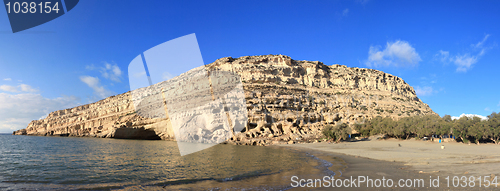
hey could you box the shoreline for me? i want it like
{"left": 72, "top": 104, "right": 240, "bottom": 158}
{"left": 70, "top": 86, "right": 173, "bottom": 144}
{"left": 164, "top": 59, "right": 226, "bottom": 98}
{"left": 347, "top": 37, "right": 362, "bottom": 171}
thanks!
{"left": 280, "top": 139, "right": 500, "bottom": 190}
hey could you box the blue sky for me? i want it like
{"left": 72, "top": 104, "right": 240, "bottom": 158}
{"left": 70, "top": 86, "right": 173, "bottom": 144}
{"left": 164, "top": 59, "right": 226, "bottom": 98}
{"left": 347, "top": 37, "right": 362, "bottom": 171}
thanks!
{"left": 0, "top": 0, "right": 499, "bottom": 133}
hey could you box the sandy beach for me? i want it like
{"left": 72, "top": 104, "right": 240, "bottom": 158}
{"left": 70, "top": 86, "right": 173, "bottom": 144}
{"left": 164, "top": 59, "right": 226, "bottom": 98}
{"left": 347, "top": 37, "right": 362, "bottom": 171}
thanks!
{"left": 280, "top": 138, "right": 500, "bottom": 190}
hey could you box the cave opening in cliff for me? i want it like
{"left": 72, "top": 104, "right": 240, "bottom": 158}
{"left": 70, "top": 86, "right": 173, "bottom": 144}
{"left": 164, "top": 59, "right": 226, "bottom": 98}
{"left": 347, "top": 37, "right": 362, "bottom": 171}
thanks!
{"left": 113, "top": 127, "right": 162, "bottom": 140}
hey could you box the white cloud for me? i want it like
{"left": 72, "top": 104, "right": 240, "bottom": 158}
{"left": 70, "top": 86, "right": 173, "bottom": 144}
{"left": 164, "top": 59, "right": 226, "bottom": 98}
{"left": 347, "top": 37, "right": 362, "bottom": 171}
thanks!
{"left": 132, "top": 71, "right": 146, "bottom": 79}
{"left": 419, "top": 74, "right": 438, "bottom": 86}
{"left": 473, "top": 34, "right": 489, "bottom": 48}
{"left": 0, "top": 84, "right": 38, "bottom": 93}
{"left": 0, "top": 93, "right": 80, "bottom": 133}
{"left": 18, "top": 84, "right": 38, "bottom": 92}
{"left": 162, "top": 71, "right": 174, "bottom": 80}
{"left": 438, "top": 34, "right": 491, "bottom": 72}
{"left": 435, "top": 50, "right": 451, "bottom": 63}
{"left": 342, "top": 9, "right": 349, "bottom": 17}
{"left": 85, "top": 64, "right": 96, "bottom": 70}
{"left": 451, "top": 113, "right": 488, "bottom": 121}
{"left": 79, "top": 76, "right": 114, "bottom": 100}
{"left": 86, "top": 62, "right": 123, "bottom": 83}
{"left": 472, "top": 34, "right": 490, "bottom": 56}
{"left": 365, "top": 40, "right": 422, "bottom": 67}
{"left": 485, "top": 107, "right": 491, "bottom": 111}
{"left": 100, "top": 62, "right": 122, "bottom": 82}
{"left": 498, "top": 101, "right": 500, "bottom": 107}
{"left": 453, "top": 54, "right": 478, "bottom": 72}
{"left": 3, "top": 78, "right": 12, "bottom": 81}
{"left": 80, "top": 76, "right": 99, "bottom": 87}
{"left": 0, "top": 85, "right": 18, "bottom": 92}
{"left": 415, "top": 86, "right": 433, "bottom": 96}
{"left": 112, "top": 65, "right": 122, "bottom": 77}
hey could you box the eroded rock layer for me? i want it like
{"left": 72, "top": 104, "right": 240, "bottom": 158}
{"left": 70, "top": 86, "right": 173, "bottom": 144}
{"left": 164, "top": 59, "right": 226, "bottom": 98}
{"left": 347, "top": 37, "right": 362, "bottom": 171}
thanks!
{"left": 13, "top": 55, "right": 436, "bottom": 145}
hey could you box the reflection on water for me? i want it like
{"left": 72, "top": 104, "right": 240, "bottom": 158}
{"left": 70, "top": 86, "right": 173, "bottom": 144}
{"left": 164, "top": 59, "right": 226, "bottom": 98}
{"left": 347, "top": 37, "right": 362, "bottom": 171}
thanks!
{"left": 0, "top": 135, "right": 339, "bottom": 190}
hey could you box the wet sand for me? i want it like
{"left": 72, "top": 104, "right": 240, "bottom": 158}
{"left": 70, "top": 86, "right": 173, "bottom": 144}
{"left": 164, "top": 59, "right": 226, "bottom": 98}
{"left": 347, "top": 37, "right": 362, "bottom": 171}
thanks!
{"left": 281, "top": 138, "right": 500, "bottom": 190}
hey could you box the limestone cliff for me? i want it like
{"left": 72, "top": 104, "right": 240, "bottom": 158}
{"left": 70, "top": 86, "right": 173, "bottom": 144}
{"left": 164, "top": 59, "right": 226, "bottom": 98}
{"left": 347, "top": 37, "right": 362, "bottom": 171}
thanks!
{"left": 13, "top": 55, "right": 436, "bottom": 145}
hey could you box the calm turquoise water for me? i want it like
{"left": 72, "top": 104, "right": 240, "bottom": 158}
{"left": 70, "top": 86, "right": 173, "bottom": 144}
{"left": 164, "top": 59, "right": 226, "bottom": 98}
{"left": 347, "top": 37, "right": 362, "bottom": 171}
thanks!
{"left": 0, "top": 134, "right": 335, "bottom": 190}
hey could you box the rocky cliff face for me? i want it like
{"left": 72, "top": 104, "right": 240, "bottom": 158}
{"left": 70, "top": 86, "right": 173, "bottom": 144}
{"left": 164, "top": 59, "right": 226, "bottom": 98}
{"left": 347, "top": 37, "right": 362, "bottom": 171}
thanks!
{"left": 13, "top": 55, "right": 435, "bottom": 145}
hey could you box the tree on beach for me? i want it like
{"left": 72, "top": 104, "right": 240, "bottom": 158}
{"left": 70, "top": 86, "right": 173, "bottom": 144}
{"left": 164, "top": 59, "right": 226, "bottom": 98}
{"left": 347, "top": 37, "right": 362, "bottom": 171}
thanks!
{"left": 322, "top": 123, "right": 350, "bottom": 142}
{"left": 443, "top": 115, "right": 452, "bottom": 122}
{"left": 487, "top": 112, "right": 500, "bottom": 144}
{"left": 453, "top": 116, "right": 470, "bottom": 143}
{"left": 352, "top": 111, "right": 500, "bottom": 144}
{"left": 470, "top": 122, "right": 485, "bottom": 144}
{"left": 354, "top": 123, "right": 370, "bottom": 137}
{"left": 392, "top": 119, "right": 407, "bottom": 139}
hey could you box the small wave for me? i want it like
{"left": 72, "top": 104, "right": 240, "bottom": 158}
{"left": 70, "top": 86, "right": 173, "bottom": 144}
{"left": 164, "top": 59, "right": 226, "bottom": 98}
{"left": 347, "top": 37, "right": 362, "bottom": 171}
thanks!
{"left": 303, "top": 152, "right": 337, "bottom": 177}
{"left": 148, "top": 169, "right": 275, "bottom": 187}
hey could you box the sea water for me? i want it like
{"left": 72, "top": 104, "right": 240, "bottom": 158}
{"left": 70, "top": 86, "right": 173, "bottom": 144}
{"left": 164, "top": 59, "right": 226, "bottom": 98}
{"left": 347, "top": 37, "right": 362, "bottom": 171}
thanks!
{"left": 0, "top": 134, "right": 337, "bottom": 190}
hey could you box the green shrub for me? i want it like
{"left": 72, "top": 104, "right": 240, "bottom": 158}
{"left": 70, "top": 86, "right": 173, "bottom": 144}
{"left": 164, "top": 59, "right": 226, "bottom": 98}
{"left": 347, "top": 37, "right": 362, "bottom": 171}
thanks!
{"left": 322, "top": 123, "right": 350, "bottom": 142}
{"left": 354, "top": 123, "right": 370, "bottom": 137}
